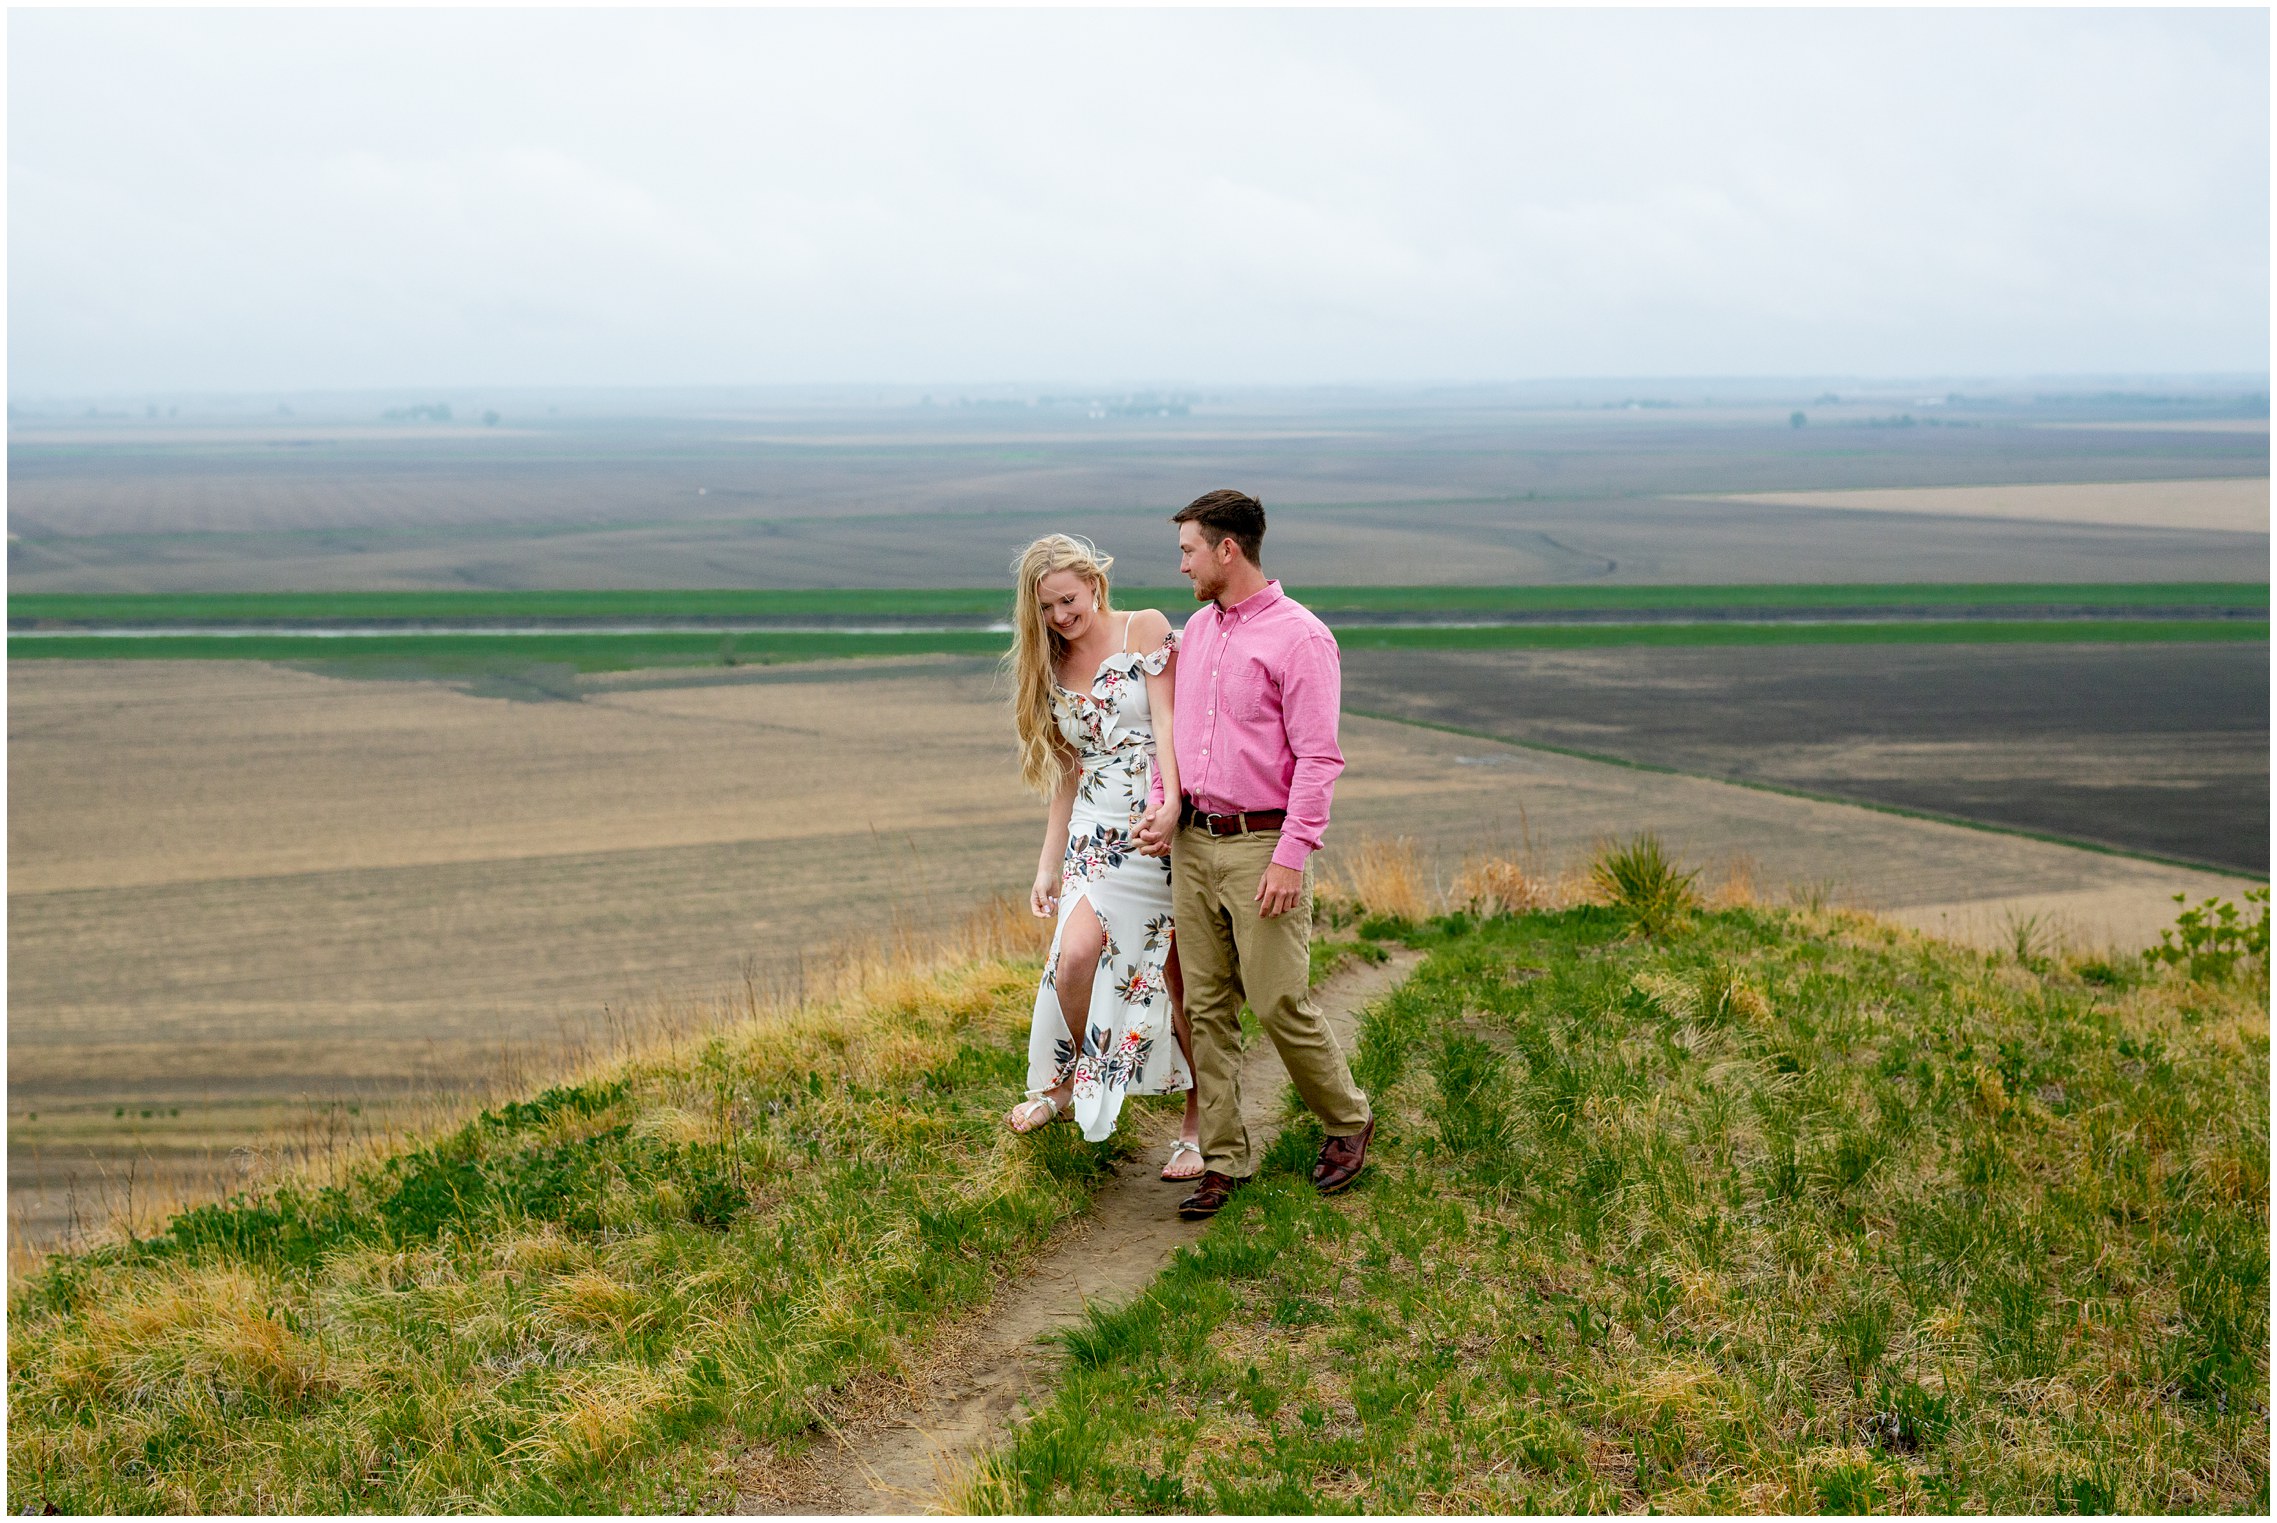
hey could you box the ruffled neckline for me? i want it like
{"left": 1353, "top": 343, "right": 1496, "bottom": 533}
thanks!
{"left": 1055, "top": 632, "right": 1176, "bottom": 701}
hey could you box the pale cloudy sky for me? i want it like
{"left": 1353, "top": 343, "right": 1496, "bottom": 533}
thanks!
{"left": 8, "top": 6, "right": 2268, "bottom": 395}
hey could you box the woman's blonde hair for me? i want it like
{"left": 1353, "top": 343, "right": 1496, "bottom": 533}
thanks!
{"left": 1005, "top": 534, "right": 1115, "bottom": 796}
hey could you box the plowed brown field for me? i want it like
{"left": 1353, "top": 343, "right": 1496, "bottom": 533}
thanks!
{"left": 9, "top": 656, "right": 2251, "bottom": 1250}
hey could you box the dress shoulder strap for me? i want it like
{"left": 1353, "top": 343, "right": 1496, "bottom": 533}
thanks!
{"left": 1119, "top": 612, "right": 1136, "bottom": 652}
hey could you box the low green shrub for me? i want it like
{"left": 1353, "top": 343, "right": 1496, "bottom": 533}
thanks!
{"left": 2148, "top": 886, "right": 2270, "bottom": 983}
{"left": 1588, "top": 832, "right": 1700, "bottom": 938}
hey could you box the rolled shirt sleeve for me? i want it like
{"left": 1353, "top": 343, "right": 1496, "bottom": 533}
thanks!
{"left": 1273, "top": 632, "right": 1345, "bottom": 871}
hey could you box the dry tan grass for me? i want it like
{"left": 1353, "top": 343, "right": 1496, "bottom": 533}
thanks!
{"left": 1453, "top": 854, "right": 1555, "bottom": 915}
{"left": 44, "top": 1262, "right": 335, "bottom": 1410}
{"left": 1329, "top": 835, "right": 1433, "bottom": 921}
{"left": 1704, "top": 851, "right": 1763, "bottom": 909}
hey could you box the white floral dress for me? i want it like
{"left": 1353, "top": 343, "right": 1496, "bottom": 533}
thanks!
{"left": 1025, "top": 628, "right": 1189, "bottom": 1141}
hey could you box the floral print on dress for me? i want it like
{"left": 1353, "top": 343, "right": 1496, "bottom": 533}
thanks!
{"left": 1114, "top": 962, "right": 1163, "bottom": 1008}
{"left": 1063, "top": 822, "right": 1134, "bottom": 884}
{"left": 1024, "top": 629, "right": 1190, "bottom": 1141}
{"left": 1102, "top": 1027, "right": 1156, "bottom": 1090}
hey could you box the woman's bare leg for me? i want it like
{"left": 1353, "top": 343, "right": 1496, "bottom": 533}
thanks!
{"left": 1011, "top": 898, "right": 1104, "bottom": 1130}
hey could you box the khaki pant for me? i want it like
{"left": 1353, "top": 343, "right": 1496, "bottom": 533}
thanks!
{"left": 1172, "top": 825, "right": 1371, "bottom": 1179}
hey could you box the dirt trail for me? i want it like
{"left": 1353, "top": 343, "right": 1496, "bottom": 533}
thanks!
{"left": 738, "top": 949, "right": 1420, "bottom": 1516}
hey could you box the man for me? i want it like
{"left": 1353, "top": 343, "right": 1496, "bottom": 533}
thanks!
{"left": 1134, "top": 488, "right": 1374, "bottom": 1220}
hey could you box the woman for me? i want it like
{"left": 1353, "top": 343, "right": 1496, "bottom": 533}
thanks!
{"left": 1002, "top": 534, "right": 1203, "bottom": 1182}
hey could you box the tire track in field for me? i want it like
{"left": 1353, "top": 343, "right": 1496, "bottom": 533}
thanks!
{"left": 736, "top": 948, "right": 1422, "bottom": 1516}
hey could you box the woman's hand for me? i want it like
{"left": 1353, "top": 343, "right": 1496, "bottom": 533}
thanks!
{"left": 1031, "top": 867, "right": 1061, "bottom": 919}
{"left": 1137, "top": 799, "right": 1179, "bottom": 857}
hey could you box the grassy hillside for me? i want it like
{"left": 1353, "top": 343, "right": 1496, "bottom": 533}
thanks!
{"left": 964, "top": 891, "right": 2269, "bottom": 1513}
{"left": 1, "top": 902, "right": 1375, "bottom": 1513}
{"left": 8, "top": 865, "right": 2266, "bottom": 1513}
{"left": 5, "top": 919, "right": 1097, "bottom": 1512}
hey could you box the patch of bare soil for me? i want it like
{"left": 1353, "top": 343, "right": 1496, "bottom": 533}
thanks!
{"left": 734, "top": 949, "right": 1420, "bottom": 1516}
{"left": 1706, "top": 476, "right": 2269, "bottom": 533}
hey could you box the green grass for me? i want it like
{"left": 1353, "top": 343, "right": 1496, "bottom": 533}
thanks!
{"left": 11, "top": 583, "right": 2260, "bottom": 673}
{"left": 5, "top": 954, "right": 1123, "bottom": 1512}
{"left": 8, "top": 619, "right": 2262, "bottom": 676}
{"left": 5, "top": 629, "right": 1013, "bottom": 672}
{"left": 10, "top": 582, "right": 2264, "bottom": 627}
{"left": 9, "top": 588, "right": 1031, "bottom": 624}
{"left": 962, "top": 904, "right": 2270, "bottom": 1514}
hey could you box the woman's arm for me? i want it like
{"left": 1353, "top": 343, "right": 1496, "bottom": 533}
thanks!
{"left": 1137, "top": 610, "right": 1181, "bottom": 849}
{"left": 1032, "top": 761, "right": 1078, "bottom": 917}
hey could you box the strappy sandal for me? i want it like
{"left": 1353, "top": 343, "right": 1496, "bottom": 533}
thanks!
{"left": 1007, "top": 1093, "right": 1069, "bottom": 1135}
{"left": 1160, "top": 1138, "right": 1205, "bottom": 1182}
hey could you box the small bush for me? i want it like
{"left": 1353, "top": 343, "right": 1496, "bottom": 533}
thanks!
{"left": 2148, "top": 887, "right": 2270, "bottom": 983}
{"left": 1588, "top": 833, "right": 1700, "bottom": 938}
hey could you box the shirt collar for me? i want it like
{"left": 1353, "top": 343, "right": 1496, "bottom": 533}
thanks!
{"left": 1215, "top": 578, "right": 1284, "bottom": 625}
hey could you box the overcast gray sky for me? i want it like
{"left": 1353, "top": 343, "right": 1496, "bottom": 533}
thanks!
{"left": 8, "top": 7, "right": 2268, "bottom": 395}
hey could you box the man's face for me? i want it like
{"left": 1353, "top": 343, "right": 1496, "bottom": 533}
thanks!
{"left": 1177, "top": 522, "right": 1228, "bottom": 603}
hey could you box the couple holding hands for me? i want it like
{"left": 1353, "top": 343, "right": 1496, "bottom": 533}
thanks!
{"left": 1002, "top": 490, "right": 1374, "bottom": 1220}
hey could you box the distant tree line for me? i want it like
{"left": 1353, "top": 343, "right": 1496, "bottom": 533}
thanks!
{"left": 380, "top": 403, "right": 503, "bottom": 426}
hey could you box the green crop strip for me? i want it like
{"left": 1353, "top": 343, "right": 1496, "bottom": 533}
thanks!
{"left": 6, "top": 630, "right": 1012, "bottom": 671}
{"left": 8, "top": 618, "right": 2263, "bottom": 675}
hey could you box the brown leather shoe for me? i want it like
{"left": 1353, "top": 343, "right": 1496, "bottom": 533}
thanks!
{"left": 1313, "top": 1118, "right": 1376, "bottom": 1195}
{"left": 1177, "top": 1170, "right": 1246, "bottom": 1220}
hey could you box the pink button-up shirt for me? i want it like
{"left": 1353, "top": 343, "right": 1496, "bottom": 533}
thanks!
{"left": 1164, "top": 579, "right": 1345, "bottom": 871}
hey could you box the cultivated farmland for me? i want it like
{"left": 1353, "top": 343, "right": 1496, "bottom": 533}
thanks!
{"left": 9, "top": 390, "right": 2268, "bottom": 595}
{"left": 8, "top": 656, "right": 2254, "bottom": 1251}
{"left": 1343, "top": 640, "right": 2270, "bottom": 873}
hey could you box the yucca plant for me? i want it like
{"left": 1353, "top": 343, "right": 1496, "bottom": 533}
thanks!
{"left": 1588, "top": 832, "right": 1699, "bottom": 938}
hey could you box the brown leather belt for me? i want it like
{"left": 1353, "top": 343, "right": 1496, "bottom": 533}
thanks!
{"left": 1181, "top": 800, "right": 1287, "bottom": 837}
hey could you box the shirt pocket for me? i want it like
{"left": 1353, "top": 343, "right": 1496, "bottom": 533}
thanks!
{"left": 1235, "top": 665, "right": 1278, "bottom": 724}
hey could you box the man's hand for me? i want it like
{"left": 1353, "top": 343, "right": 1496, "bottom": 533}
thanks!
{"left": 1255, "top": 862, "right": 1305, "bottom": 918}
{"left": 1134, "top": 801, "right": 1176, "bottom": 858}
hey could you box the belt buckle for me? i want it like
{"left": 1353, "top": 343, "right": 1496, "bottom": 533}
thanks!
{"left": 1204, "top": 810, "right": 1238, "bottom": 837}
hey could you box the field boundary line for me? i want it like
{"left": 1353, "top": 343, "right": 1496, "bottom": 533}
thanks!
{"left": 1345, "top": 706, "right": 2270, "bottom": 884}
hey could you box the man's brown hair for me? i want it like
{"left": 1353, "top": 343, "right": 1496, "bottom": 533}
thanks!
{"left": 1171, "top": 488, "right": 1266, "bottom": 568}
